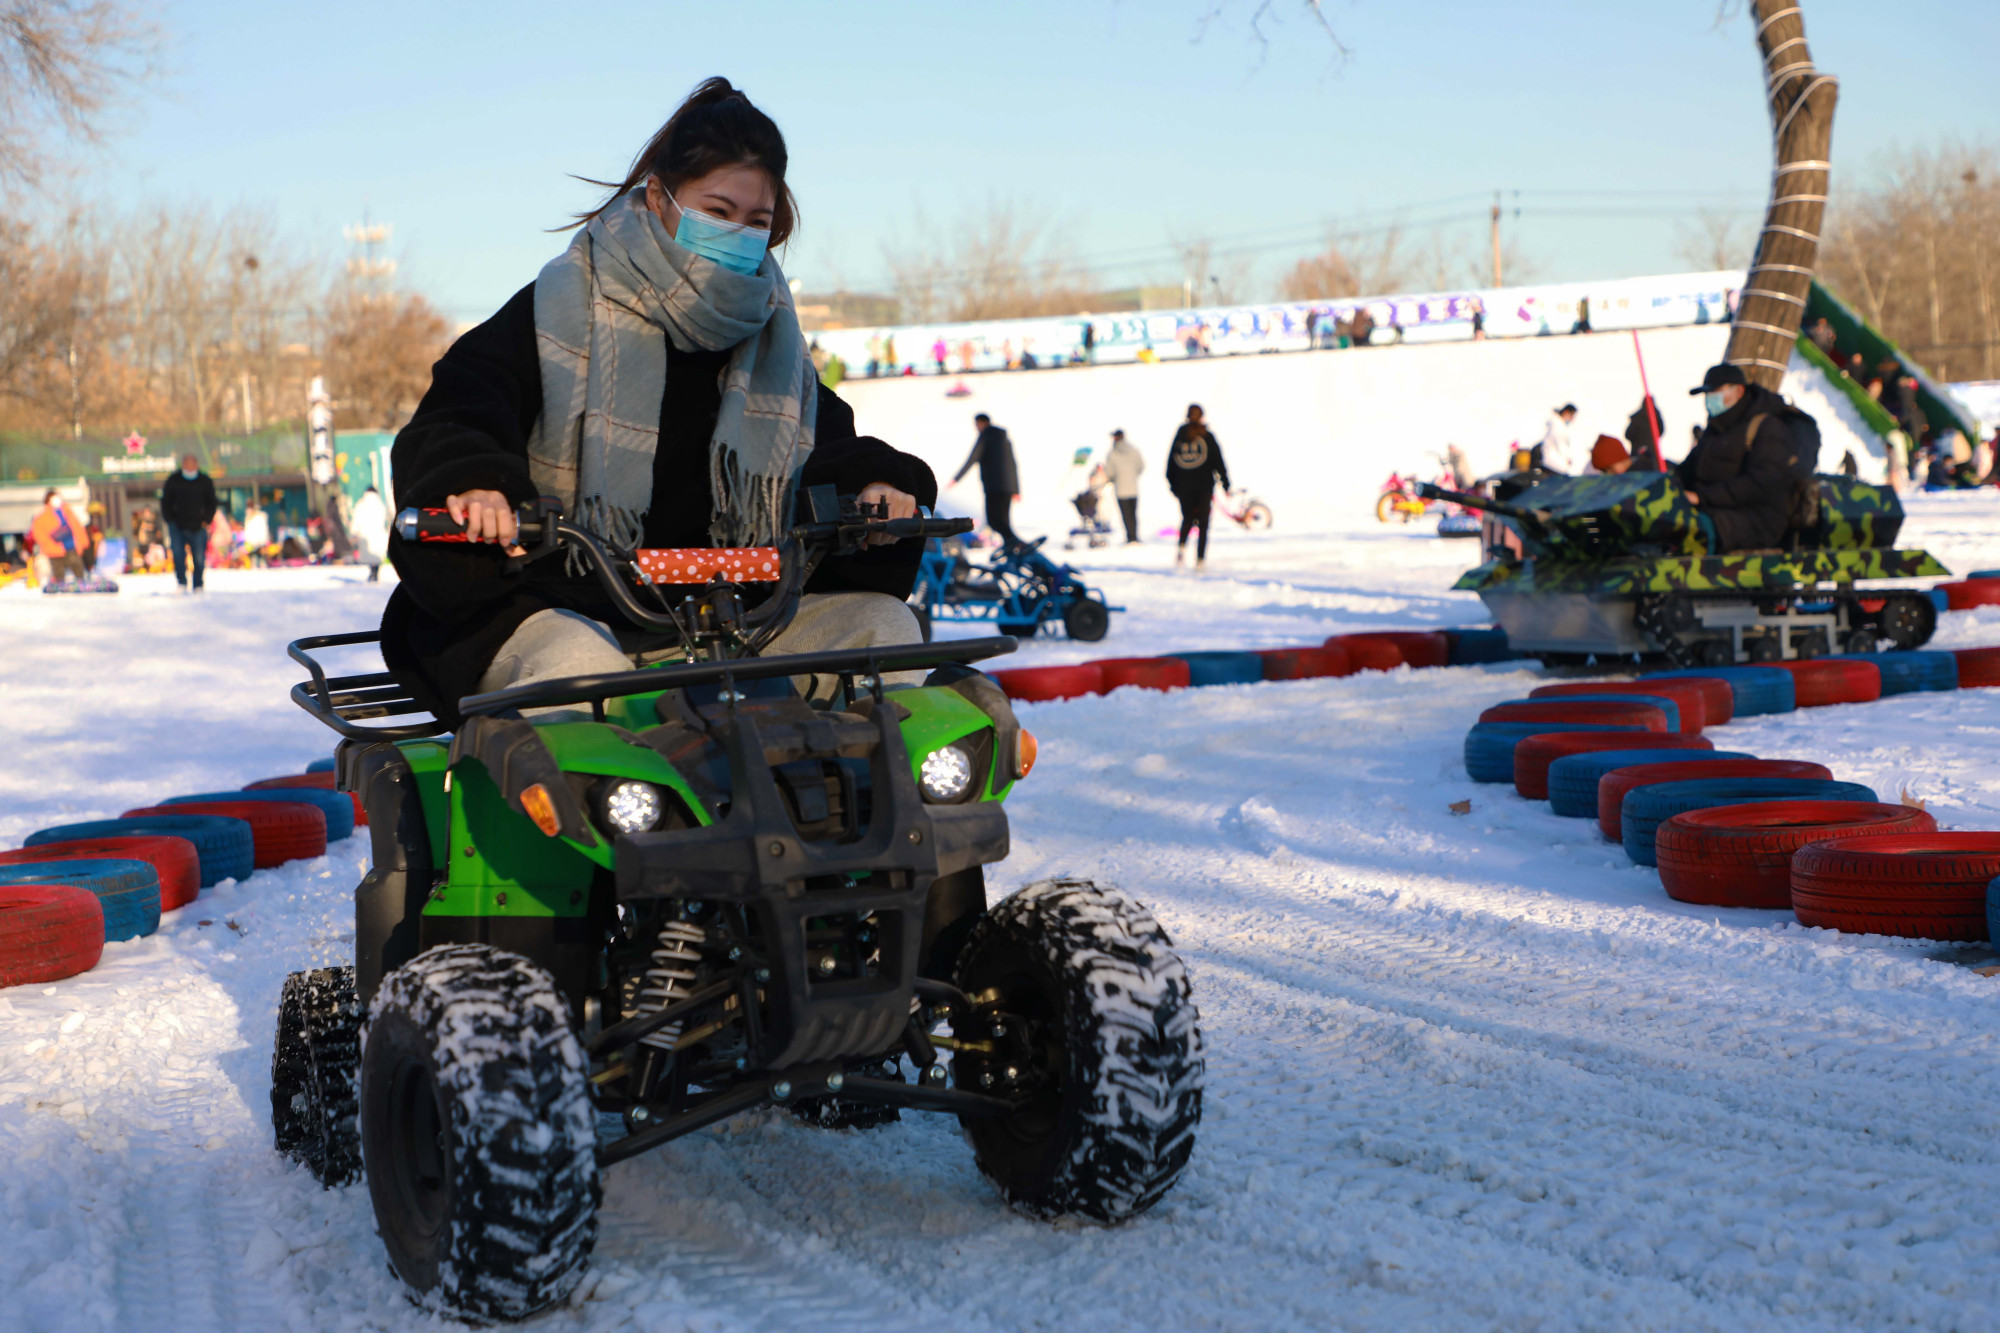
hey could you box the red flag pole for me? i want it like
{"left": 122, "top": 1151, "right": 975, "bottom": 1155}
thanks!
{"left": 1631, "top": 328, "right": 1664, "bottom": 469}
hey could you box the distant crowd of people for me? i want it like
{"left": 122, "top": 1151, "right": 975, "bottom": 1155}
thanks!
{"left": 1804, "top": 315, "right": 1996, "bottom": 489}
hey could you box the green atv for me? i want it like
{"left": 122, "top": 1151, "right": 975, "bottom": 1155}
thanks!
{"left": 1420, "top": 471, "right": 1949, "bottom": 666}
{"left": 272, "top": 489, "right": 1203, "bottom": 1321}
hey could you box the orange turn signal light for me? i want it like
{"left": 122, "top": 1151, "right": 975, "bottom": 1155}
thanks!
{"left": 1017, "top": 729, "right": 1038, "bottom": 780}
{"left": 519, "top": 782, "right": 562, "bottom": 837}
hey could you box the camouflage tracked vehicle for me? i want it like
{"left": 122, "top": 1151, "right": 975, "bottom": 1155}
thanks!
{"left": 1420, "top": 472, "right": 1948, "bottom": 667}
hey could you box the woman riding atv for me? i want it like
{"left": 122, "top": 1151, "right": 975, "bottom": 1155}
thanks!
{"left": 383, "top": 78, "right": 934, "bottom": 723}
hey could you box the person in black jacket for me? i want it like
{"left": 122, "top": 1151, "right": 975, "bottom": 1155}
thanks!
{"left": 1679, "top": 364, "right": 1794, "bottom": 552}
{"left": 1166, "top": 403, "right": 1230, "bottom": 570}
{"left": 383, "top": 79, "right": 935, "bottom": 723}
{"left": 948, "top": 413, "right": 1021, "bottom": 547}
{"left": 159, "top": 453, "right": 219, "bottom": 592}
{"left": 1623, "top": 395, "right": 1665, "bottom": 473}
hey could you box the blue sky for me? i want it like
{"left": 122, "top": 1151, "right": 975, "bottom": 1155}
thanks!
{"left": 87, "top": 0, "right": 2000, "bottom": 323}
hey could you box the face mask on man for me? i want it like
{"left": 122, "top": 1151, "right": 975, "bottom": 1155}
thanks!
{"left": 181, "top": 467, "right": 197, "bottom": 479}
{"left": 665, "top": 187, "right": 770, "bottom": 275}
{"left": 1704, "top": 391, "right": 1730, "bottom": 418}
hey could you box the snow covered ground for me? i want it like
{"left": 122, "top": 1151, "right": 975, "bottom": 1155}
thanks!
{"left": 4, "top": 493, "right": 2000, "bottom": 1331}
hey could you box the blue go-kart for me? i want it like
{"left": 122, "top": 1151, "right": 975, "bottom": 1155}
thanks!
{"left": 910, "top": 537, "right": 1118, "bottom": 641}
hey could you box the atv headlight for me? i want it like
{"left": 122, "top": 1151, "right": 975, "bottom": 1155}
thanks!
{"left": 920, "top": 744, "right": 977, "bottom": 803}
{"left": 598, "top": 779, "right": 664, "bottom": 834}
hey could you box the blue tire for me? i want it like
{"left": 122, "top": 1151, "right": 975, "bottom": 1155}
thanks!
{"left": 0, "top": 858, "right": 161, "bottom": 942}
{"left": 26, "top": 814, "right": 254, "bottom": 887}
{"left": 1169, "top": 651, "right": 1266, "bottom": 687}
{"left": 1446, "top": 628, "right": 1515, "bottom": 665}
{"left": 163, "top": 788, "right": 355, "bottom": 842}
{"left": 1643, "top": 666, "right": 1796, "bottom": 716}
{"left": 306, "top": 757, "right": 338, "bottom": 774}
{"left": 1826, "top": 652, "right": 1958, "bottom": 695}
{"left": 1489, "top": 694, "right": 1682, "bottom": 731}
{"left": 1927, "top": 588, "right": 1951, "bottom": 614}
{"left": 1545, "top": 749, "right": 1756, "bottom": 818}
{"left": 1621, "top": 778, "right": 1878, "bottom": 866}
{"left": 1989, "top": 876, "right": 2000, "bottom": 948}
{"left": 1463, "top": 722, "right": 1647, "bottom": 784}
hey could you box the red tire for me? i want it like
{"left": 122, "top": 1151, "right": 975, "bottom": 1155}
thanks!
{"left": 1324, "top": 635, "right": 1404, "bottom": 671}
{"left": 1952, "top": 647, "right": 2000, "bottom": 688}
{"left": 1791, "top": 833, "right": 2000, "bottom": 940}
{"left": 1760, "top": 659, "right": 1881, "bottom": 706}
{"left": 1090, "top": 657, "right": 1191, "bottom": 692}
{"left": 1656, "top": 801, "right": 1936, "bottom": 909}
{"left": 1257, "top": 646, "right": 1353, "bottom": 680}
{"left": 0, "top": 883, "right": 105, "bottom": 987}
{"left": 123, "top": 801, "right": 327, "bottom": 869}
{"left": 1940, "top": 579, "right": 2000, "bottom": 611}
{"left": 1480, "top": 700, "right": 1670, "bottom": 732}
{"left": 1365, "top": 632, "right": 1448, "bottom": 669}
{"left": 0, "top": 836, "right": 200, "bottom": 911}
{"left": 1529, "top": 679, "right": 1711, "bottom": 733}
{"left": 991, "top": 664, "right": 1105, "bottom": 702}
{"left": 1598, "top": 758, "right": 1834, "bottom": 841}
{"left": 245, "top": 772, "right": 367, "bottom": 826}
{"left": 1513, "top": 731, "right": 1713, "bottom": 800}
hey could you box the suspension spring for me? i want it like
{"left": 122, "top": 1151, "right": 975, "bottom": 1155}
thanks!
{"left": 635, "top": 921, "right": 707, "bottom": 1051}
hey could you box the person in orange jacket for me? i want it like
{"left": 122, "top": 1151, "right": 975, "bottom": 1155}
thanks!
{"left": 29, "top": 490, "right": 91, "bottom": 585}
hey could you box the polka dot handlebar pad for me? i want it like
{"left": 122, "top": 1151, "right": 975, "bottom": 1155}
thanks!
{"left": 634, "top": 548, "right": 782, "bottom": 584}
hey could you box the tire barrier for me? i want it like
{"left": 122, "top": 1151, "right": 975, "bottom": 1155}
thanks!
{"left": 1656, "top": 801, "right": 1937, "bottom": 909}
{"left": 1793, "top": 833, "right": 2000, "bottom": 940}
{"left": 1092, "top": 657, "right": 1192, "bottom": 693}
{"left": 123, "top": 801, "right": 327, "bottom": 870}
{"left": 306, "top": 756, "right": 338, "bottom": 773}
{"left": 1360, "top": 632, "right": 1450, "bottom": 669}
{"left": 1597, "top": 759, "right": 1836, "bottom": 842}
{"left": 1168, "top": 651, "right": 1267, "bottom": 687}
{"left": 1645, "top": 666, "right": 1796, "bottom": 716}
{"left": 25, "top": 814, "right": 254, "bottom": 887}
{"left": 0, "top": 885, "right": 105, "bottom": 987}
{"left": 0, "top": 859, "right": 161, "bottom": 943}
{"left": 1825, "top": 652, "right": 1958, "bottom": 695}
{"left": 1444, "top": 627, "right": 1516, "bottom": 665}
{"left": 1529, "top": 680, "right": 1710, "bottom": 733}
{"left": 1760, "top": 659, "right": 1882, "bottom": 707}
{"left": 1544, "top": 749, "right": 1756, "bottom": 819}
{"left": 992, "top": 664, "right": 1104, "bottom": 702}
{"left": 1325, "top": 635, "right": 1405, "bottom": 672}
{"left": 1463, "top": 723, "right": 1649, "bottom": 784}
{"left": 1514, "top": 732, "right": 1715, "bottom": 801}
{"left": 1955, "top": 647, "right": 2000, "bottom": 688}
{"left": 0, "top": 835, "right": 199, "bottom": 911}
{"left": 164, "top": 788, "right": 355, "bottom": 842}
{"left": 247, "top": 772, "right": 369, "bottom": 825}
{"left": 1939, "top": 579, "right": 2000, "bottom": 611}
{"left": 1257, "top": 646, "right": 1353, "bottom": 680}
{"left": 1620, "top": 778, "right": 1879, "bottom": 867}
{"left": 1480, "top": 698, "right": 1674, "bottom": 733}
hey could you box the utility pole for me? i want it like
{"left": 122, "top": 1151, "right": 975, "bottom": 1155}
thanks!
{"left": 1490, "top": 192, "right": 1503, "bottom": 287}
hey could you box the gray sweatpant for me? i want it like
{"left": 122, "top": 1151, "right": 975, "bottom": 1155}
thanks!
{"left": 478, "top": 591, "right": 926, "bottom": 715}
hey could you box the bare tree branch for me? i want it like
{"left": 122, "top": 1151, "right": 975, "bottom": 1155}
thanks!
{"left": 0, "top": 0, "right": 158, "bottom": 187}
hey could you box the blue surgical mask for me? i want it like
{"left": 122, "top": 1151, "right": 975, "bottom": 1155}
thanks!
{"left": 666, "top": 188, "right": 770, "bottom": 275}
{"left": 1704, "top": 391, "right": 1729, "bottom": 418}
{"left": 181, "top": 467, "right": 198, "bottom": 479}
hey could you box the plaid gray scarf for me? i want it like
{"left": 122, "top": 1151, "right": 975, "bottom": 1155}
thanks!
{"left": 526, "top": 188, "right": 816, "bottom": 551}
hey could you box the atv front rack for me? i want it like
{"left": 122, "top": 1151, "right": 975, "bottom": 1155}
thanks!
{"left": 289, "top": 630, "right": 448, "bottom": 741}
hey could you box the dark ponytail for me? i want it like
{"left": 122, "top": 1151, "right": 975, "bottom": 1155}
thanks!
{"left": 571, "top": 77, "right": 798, "bottom": 244}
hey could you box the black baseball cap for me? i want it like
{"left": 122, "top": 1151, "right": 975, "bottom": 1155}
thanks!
{"left": 1555, "top": 403, "right": 1578, "bottom": 415}
{"left": 1690, "top": 364, "right": 1748, "bottom": 394}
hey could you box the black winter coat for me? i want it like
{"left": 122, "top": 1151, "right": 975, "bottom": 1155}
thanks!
{"left": 159, "top": 471, "right": 218, "bottom": 531}
{"left": 1624, "top": 399, "right": 1664, "bottom": 473}
{"left": 1166, "top": 424, "right": 1230, "bottom": 500}
{"left": 383, "top": 282, "right": 937, "bottom": 723}
{"left": 951, "top": 425, "right": 1018, "bottom": 495}
{"left": 1677, "top": 386, "right": 1795, "bottom": 552}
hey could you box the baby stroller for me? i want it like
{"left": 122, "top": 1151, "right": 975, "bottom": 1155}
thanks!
{"left": 1064, "top": 465, "right": 1113, "bottom": 550}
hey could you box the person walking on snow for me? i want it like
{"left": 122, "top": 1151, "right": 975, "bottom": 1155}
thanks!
{"left": 1104, "top": 429, "right": 1144, "bottom": 543}
{"left": 350, "top": 485, "right": 391, "bottom": 583}
{"left": 1167, "top": 403, "right": 1230, "bottom": 571}
{"left": 29, "top": 489, "right": 89, "bottom": 585}
{"left": 1537, "top": 404, "right": 1579, "bottom": 474}
{"left": 159, "top": 452, "right": 218, "bottom": 592}
{"left": 950, "top": 412, "right": 1022, "bottom": 547}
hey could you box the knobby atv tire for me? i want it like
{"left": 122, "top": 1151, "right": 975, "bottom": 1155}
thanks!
{"left": 0, "top": 884, "right": 104, "bottom": 987}
{"left": 360, "top": 944, "right": 598, "bottom": 1321}
{"left": 1791, "top": 834, "right": 2000, "bottom": 940}
{"left": 1655, "top": 801, "right": 1937, "bottom": 909}
{"left": 272, "top": 966, "right": 363, "bottom": 1186}
{"left": 952, "top": 878, "right": 1202, "bottom": 1223}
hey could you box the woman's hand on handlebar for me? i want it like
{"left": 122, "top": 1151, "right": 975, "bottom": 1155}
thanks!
{"left": 445, "top": 489, "right": 524, "bottom": 554}
{"left": 856, "top": 482, "right": 917, "bottom": 546}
